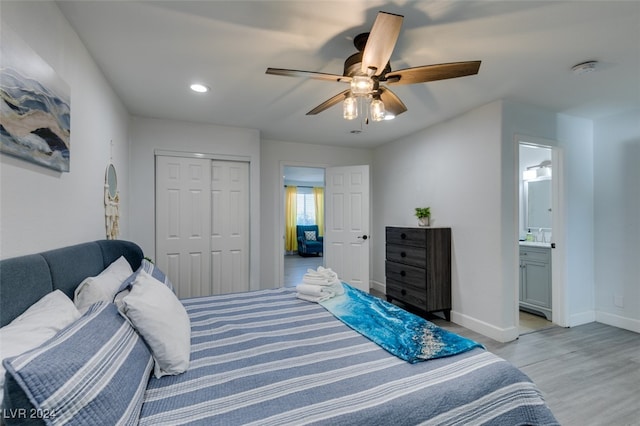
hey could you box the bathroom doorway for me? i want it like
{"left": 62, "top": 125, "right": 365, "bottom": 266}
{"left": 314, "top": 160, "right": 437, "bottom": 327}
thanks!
{"left": 517, "top": 137, "right": 566, "bottom": 334}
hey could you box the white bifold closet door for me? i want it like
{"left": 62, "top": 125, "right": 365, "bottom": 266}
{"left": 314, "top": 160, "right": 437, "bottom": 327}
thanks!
{"left": 155, "top": 155, "right": 249, "bottom": 298}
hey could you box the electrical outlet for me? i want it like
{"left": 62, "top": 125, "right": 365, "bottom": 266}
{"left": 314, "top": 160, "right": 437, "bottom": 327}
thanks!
{"left": 614, "top": 294, "right": 624, "bottom": 308}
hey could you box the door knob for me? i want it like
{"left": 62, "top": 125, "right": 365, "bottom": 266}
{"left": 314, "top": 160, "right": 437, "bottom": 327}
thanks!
{"left": 357, "top": 235, "right": 369, "bottom": 240}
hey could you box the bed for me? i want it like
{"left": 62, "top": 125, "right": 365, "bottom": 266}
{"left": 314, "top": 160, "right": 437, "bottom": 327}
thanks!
{"left": 0, "top": 240, "right": 559, "bottom": 425}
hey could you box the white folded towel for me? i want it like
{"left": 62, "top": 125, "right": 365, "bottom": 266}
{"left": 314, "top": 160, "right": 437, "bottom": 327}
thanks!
{"left": 296, "top": 292, "right": 333, "bottom": 303}
{"left": 302, "top": 276, "right": 340, "bottom": 286}
{"left": 329, "top": 281, "right": 345, "bottom": 296}
{"left": 296, "top": 267, "right": 343, "bottom": 303}
{"left": 305, "top": 267, "right": 338, "bottom": 280}
{"left": 296, "top": 283, "right": 326, "bottom": 297}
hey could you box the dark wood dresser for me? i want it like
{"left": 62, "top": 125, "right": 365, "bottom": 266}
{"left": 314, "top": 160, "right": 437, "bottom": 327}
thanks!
{"left": 385, "top": 226, "right": 452, "bottom": 320}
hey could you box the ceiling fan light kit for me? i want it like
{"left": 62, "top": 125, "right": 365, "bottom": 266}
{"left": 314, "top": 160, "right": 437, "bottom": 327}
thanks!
{"left": 266, "top": 11, "right": 481, "bottom": 127}
{"left": 351, "top": 75, "right": 374, "bottom": 95}
{"left": 370, "top": 97, "right": 385, "bottom": 122}
{"left": 343, "top": 95, "right": 358, "bottom": 120}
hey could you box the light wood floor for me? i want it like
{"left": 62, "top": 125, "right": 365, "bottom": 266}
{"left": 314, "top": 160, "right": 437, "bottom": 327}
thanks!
{"left": 283, "top": 254, "right": 323, "bottom": 287}
{"left": 519, "top": 310, "right": 554, "bottom": 334}
{"left": 286, "top": 258, "right": 640, "bottom": 425}
{"left": 433, "top": 319, "right": 640, "bottom": 426}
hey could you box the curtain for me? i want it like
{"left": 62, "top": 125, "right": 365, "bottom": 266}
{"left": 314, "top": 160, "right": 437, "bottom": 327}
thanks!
{"left": 313, "top": 187, "right": 324, "bottom": 237}
{"left": 285, "top": 186, "right": 298, "bottom": 252}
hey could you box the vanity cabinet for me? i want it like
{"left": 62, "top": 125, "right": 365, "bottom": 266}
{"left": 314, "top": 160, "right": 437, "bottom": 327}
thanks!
{"left": 519, "top": 245, "right": 552, "bottom": 320}
{"left": 385, "top": 227, "right": 451, "bottom": 320}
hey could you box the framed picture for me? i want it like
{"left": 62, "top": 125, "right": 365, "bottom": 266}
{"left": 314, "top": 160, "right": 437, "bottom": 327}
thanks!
{"left": 0, "top": 24, "right": 71, "bottom": 172}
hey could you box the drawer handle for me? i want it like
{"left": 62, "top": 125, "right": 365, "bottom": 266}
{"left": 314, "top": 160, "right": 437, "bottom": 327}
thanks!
{"left": 400, "top": 252, "right": 407, "bottom": 258}
{"left": 401, "top": 289, "right": 407, "bottom": 296}
{"left": 400, "top": 271, "right": 406, "bottom": 277}
{"left": 400, "top": 233, "right": 406, "bottom": 239}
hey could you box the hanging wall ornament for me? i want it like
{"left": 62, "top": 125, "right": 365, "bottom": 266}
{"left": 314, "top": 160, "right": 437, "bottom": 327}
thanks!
{"left": 105, "top": 161, "right": 120, "bottom": 240}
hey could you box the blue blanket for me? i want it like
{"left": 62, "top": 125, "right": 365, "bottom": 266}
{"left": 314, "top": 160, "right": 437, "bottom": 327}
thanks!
{"left": 319, "top": 284, "right": 483, "bottom": 363}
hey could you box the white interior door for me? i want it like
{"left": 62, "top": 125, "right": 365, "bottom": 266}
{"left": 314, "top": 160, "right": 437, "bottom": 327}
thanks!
{"left": 155, "top": 155, "right": 211, "bottom": 298}
{"left": 156, "top": 156, "right": 250, "bottom": 298}
{"left": 324, "top": 165, "right": 370, "bottom": 292}
{"left": 210, "top": 160, "right": 249, "bottom": 294}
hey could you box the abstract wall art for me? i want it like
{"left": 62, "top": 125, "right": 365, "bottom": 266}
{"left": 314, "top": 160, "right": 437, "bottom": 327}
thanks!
{"left": 0, "top": 24, "right": 71, "bottom": 172}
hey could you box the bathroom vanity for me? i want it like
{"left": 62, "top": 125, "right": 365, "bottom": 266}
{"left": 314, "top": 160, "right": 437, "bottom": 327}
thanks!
{"left": 519, "top": 242, "right": 552, "bottom": 320}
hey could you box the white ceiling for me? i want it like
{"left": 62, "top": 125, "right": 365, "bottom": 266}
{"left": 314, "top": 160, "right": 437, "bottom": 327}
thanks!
{"left": 57, "top": 1, "right": 640, "bottom": 148}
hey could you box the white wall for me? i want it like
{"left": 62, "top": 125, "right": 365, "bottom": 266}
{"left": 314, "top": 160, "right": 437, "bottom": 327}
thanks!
{"left": 373, "top": 100, "right": 599, "bottom": 341}
{"left": 260, "top": 139, "right": 373, "bottom": 289}
{"left": 0, "top": 1, "right": 131, "bottom": 259}
{"left": 555, "top": 114, "right": 595, "bottom": 326}
{"left": 593, "top": 108, "right": 640, "bottom": 332}
{"left": 128, "top": 117, "right": 261, "bottom": 289}
{"left": 373, "top": 101, "right": 507, "bottom": 338}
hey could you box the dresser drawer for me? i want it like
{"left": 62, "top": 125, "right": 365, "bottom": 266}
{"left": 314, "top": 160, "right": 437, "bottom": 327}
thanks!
{"left": 386, "top": 227, "right": 426, "bottom": 248}
{"left": 386, "top": 244, "right": 427, "bottom": 268}
{"left": 386, "top": 279, "right": 426, "bottom": 309}
{"left": 385, "top": 261, "right": 426, "bottom": 289}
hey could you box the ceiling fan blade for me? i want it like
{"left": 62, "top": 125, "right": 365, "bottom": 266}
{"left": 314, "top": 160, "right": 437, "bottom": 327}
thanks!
{"left": 378, "top": 87, "right": 407, "bottom": 116}
{"left": 266, "top": 68, "right": 350, "bottom": 83}
{"left": 306, "top": 89, "right": 351, "bottom": 115}
{"left": 361, "top": 12, "right": 404, "bottom": 76}
{"left": 385, "top": 61, "right": 481, "bottom": 85}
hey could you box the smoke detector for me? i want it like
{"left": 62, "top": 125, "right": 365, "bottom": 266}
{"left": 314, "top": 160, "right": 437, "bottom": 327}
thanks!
{"left": 571, "top": 61, "right": 598, "bottom": 75}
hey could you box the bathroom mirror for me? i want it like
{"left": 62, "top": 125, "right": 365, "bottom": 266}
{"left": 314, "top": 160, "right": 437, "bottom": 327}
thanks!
{"left": 526, "top": 178, "right": 552, "bottom": 229}
{"left": 106, "top": 163, "right": 117, "bottom": 198}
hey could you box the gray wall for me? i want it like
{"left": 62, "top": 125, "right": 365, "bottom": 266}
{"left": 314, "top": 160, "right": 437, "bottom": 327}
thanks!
{"left": 128, "top": 117, "right": 261, "bottom": 290}
{"left": 594, "top": 108, "right": 640, "bottom": 330}
{"left": 1, "top": 1, "right": 131, "bottom": 259}
{"left": 260, "top": 139, "right": 373, "bottom": 289}
{"left": 372, "top": 99, "right": 611, "bottom": 341}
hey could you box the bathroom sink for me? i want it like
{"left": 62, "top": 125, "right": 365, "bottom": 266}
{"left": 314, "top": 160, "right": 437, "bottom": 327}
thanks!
{"left": 519, "top": 241, "right": 551, "bottom": 248}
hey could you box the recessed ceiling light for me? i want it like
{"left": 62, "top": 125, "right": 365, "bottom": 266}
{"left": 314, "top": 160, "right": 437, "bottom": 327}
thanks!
{"left": 190, "top": 83, "right": 209, "bottom": 93}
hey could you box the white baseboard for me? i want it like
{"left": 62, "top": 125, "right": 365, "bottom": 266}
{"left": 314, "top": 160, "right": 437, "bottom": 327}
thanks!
{"left": 367, "top": 281, "right": 640, "bottom": 338}
{"left": 568, "top": 310, "right": 596, "bottom": 327}
{"left": 596, "top": 311, "right": 640, "bottom": 334}
{"left": 450, "top": 311, "right": 519, "bottom": 343}
{"left": 369, "top": 280, "right": 385, "bottom": 294}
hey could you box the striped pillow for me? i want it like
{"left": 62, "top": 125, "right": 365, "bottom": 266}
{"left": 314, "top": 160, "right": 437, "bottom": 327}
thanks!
{"left": 3, "top": 302, "right": 153, "bottom": 426}
{"left": 116, "top": 258, "right": 175, "bottom": 296}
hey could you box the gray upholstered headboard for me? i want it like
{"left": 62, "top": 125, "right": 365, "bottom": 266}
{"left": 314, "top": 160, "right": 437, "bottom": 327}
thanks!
{"left": 0, "top": 240, "right": 143, "bottom": 327}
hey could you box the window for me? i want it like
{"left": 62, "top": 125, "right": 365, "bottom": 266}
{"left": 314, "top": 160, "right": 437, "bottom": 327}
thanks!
{"left": 296, "top": 188, "right": 316, "bottom": 225}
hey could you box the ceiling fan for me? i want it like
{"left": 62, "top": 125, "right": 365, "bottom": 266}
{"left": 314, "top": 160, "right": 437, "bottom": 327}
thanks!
{"left": 266, "top": 11, "right": 481, "bottom": 122}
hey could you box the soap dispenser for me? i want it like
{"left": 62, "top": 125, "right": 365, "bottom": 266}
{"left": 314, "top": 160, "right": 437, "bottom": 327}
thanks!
{"left": 526, "top": 229, "right": 534, "bottom": 242}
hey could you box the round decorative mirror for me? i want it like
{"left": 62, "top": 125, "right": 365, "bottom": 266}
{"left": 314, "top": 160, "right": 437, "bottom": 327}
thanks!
{"left": 106, "top": 163, "right": 118, "bottom": 199}
{"left": 105, "top": 163, "right": 120, "bottom": 239}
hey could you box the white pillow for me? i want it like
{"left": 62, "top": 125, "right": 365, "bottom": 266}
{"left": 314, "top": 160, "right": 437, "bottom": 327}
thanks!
{"left": 74, "top": 256, "right": 133, "bottom": 313}
{"left": 0, "top": 290, "right": 81, "bottom": 406}
{"left": 118, "top": 270, "right": 190, "bottom": 378}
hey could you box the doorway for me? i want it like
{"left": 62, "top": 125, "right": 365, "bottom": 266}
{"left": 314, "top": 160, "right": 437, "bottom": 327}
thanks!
{"left": 517, "top": 137, "right": 566, "bottom": 334}
{"left": 283, "top": 166, "right": 325, "bottom": 287}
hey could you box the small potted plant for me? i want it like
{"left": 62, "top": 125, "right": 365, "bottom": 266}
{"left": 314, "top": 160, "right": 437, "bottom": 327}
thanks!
{"left": 415, "top": 207, "right": 431, "bottom": 227}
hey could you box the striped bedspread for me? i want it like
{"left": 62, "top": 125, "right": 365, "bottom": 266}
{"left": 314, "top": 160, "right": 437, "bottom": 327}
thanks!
{"left": 138, "top": 288, "right": 558, "bottom": 426}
